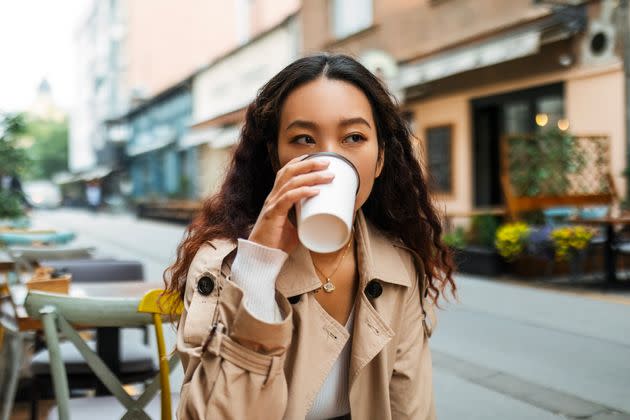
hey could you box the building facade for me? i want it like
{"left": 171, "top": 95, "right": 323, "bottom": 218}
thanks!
{"left": 301, "top": 0, "right": 625, "bottom": 217}
{"left": 70, "top": 0, "right": 245, "bottom": 174}
{"left": 122, "top": 82, "right": 195, "bottom": 199}
{"left": 184, "top": 13, "right": 301, "bottom": 197}
{"left": 72, "top": 0, "right": 301, "bottom": 201}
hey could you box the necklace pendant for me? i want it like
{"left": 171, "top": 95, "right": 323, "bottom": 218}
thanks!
{"left": 322, "top": 278, "right": 335, "bottom": 293}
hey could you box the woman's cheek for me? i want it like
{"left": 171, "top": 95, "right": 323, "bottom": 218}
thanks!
{"left": 355, "top": 175, "right": 376, "bottom": 210}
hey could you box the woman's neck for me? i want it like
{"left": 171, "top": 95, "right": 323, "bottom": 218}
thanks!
{"left": 309, "top": 237, "right": 355, "bottom": 269}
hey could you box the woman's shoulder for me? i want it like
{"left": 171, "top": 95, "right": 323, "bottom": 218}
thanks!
{"left": 187, "top": 238, "right": 237, "bottom": 282}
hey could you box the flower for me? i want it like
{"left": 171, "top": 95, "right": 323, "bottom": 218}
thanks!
{"left": 549, "top": 226, "right": 595, "bottom": 261}
{"left": 495, "top": 222, "right": 531, "bottom": 260}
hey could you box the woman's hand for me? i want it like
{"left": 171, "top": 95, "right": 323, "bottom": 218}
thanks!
{"left": 249, "top": 155, "right": 334, "bottom": 254}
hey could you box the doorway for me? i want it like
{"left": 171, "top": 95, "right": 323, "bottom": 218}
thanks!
{"left": 471, "top": 83, "right": 565, "bottom": 207}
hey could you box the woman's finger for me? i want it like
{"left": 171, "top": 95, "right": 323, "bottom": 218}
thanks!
{"left": 270, "top": 186, "right": 320, "bottom": 216}
{"left": 275, "top": 170, "right": 334, "bottom": 196}
{"left": 275, "top": 157, "right": 329, "bottom": 187}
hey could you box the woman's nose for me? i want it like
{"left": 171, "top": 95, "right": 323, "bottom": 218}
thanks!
{"left": 319, "top": 140, "right": 340, "bottom": 155}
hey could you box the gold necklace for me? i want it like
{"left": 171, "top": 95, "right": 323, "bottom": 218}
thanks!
{"left": 311, "top": 235, "right": 354, "bottom": 293}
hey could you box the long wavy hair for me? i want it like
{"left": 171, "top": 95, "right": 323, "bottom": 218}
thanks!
{"left": 165, "top": 53, "right": 455, "bottom": 305}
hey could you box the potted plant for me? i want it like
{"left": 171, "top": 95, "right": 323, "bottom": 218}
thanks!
{"left": 495, "top": 222, "right": 531, "bottom": 261}
{"left": 444, "top": 214, "right": 504, "bottom": 276}
{"left": 549, "top": 225, "right": 595, "bottom": 280}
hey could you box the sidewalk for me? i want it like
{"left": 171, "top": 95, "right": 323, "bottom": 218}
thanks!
{"left": 432, "top": 274, "right": 630, "bottom": 418}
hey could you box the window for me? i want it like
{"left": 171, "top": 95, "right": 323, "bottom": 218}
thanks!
{"left": 426, "top": 125, "right": 453, "bottom": 194}
{"left": 330, "top": 0, "right": 373, "bottom": 39}
{"left": 536, "top": 95, "right": 564, "bottom": 131}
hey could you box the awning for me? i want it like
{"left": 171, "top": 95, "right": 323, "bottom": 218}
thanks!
{"left": 53, "top": 171, "right": 79, "bottom": 185}
{"left": 53, "top": 166, "right": 113, "bottom": 184}
{"left": 398, "top": 29, "right": 541, "bottom": 89}
{"left": 126, "top": 135, "right": 174, "bottom": 156}
{"left": 397, "top": 9, "right": 585, "bottom": 90}
{"left": 126, "top": 126, "right": 176, "bottom": 156}
{"left": 80, "top": 166, "right": 113, "bottom": 180}
{"left": 209, "top": 125, "right": 241, "bottom": 149}
{"left": 179, "top": 126, "right": 222, "bottom": 149}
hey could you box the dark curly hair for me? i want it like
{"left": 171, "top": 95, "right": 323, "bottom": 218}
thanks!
{"left": 165, "top": 53, "right": 456, "bottom": 306}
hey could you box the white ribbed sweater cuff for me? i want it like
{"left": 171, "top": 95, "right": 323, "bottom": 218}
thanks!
{"left": 230, "top": 238, "right": 288, "bottom": 323}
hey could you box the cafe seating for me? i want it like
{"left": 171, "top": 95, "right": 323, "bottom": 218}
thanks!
{"left": 24, "top": 289, "right": 181, "bottom": 420}
{"left": 7, "top": 245, "right": 95, "bottom": 272}
{"left": 28, "top": 260, "right": 155, "bottom": 419}
{"left": 0, "top": 284, "right": 21, "bottom": 420}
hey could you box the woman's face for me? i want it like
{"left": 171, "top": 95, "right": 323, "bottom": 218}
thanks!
{"left": 277, "top": 77, "right": 383, "bottom": 211}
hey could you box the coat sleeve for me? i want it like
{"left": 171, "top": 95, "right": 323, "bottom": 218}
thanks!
{"left": 176, "top": 241, "right": 294, "bottom": 420}
{"left": 389, "top": 256, "right": 437, "bottom": 420}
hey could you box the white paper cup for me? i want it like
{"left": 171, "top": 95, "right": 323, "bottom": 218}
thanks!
{"left": 296, "top": 152, "right": 360, "bottom": 253}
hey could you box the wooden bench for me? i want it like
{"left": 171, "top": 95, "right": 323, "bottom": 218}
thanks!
{"left": 136, "top": 200, "right": 202, "bottom": 223}
{"left": 500, "top": 133, "right": 618, "bottom": 219}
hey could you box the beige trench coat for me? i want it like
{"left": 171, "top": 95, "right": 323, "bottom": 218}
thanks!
{"left": 176, "top": 211, "right": 437, "bottom": 419}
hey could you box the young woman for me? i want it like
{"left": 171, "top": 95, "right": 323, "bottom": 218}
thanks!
{"left": 166, "top": 53, "right": 455, "bottom": 420}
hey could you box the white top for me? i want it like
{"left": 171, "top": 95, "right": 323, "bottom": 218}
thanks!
{"left": 230, "top": 238, "right": 352, "bottom": 419}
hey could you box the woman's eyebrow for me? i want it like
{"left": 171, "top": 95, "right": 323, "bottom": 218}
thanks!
{"left": 339, "top": 117, "right": 371, "bottom": 129}
{"left": 286, "top": 120, "right": 317, "bottom": 131}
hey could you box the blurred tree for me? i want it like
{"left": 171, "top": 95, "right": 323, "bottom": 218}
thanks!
{"left": 0, "top": 113, "right": 31, "bottom": 219}
{"left": 21, "top": 117, "right": 69, "bottom": 180}
{"left": 0, "top": 113, "right": 30, "bottom": 175}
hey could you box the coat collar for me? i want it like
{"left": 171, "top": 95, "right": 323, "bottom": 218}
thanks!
{"left": 275, "top": 209, "right": 411, "bottom": 298}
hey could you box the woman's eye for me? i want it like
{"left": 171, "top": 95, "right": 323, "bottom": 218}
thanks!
{"left": 344, "top": 133, "right": 366, "bottom": 143}
{"left": 291, "top": 135, "right": 315, "bottom": 145}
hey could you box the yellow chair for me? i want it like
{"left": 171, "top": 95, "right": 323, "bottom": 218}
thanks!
{"left": 137, "top": 289, "right": 183, "bottom": 420}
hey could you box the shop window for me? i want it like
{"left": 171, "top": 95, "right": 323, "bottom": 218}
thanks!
{"left": 426, "top": 125, "right": 453, "bottom": 194}
{"left": 330, "top": 0, "right": 373, "bottom": 39}
{"left": 504, "top": 101, "right": 529, "bottom": 134}
{"left": 535, "top": 95, "right": 565, "bottom": 131}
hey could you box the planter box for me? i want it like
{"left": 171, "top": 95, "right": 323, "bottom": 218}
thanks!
{"left": 452, "top": 246, "right": 504, "bottom": 276}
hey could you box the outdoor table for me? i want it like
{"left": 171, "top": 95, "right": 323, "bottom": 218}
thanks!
{"left": 570, "top": 215, "right": 630, "bottom": 283}
{"left": 0, "top": 230, "right": 75, "bottom": 246}
{"left": 10, "top": 280, "right": 162, "bottom": 394}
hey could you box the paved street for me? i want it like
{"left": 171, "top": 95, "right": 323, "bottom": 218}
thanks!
{"left": 31, "top": 209, "right": 630, "bottom": 419}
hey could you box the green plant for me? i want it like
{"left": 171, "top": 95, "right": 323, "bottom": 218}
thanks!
{"left": 0, "top": 191, "right": 25, "bottom": 220}
{"left": 550, "top": 226, "right": 594, "bottom": 261}
{"left": 506, "top": 128, "right": 588, "bottom": 197}
{"left": 495, "top": 222, "right": 531, "bottom": 260}
{"left": 0, "top": 113, "right": 30, "bottom": 176}
{"left": 22, "top": 117, "right": 69, "bottom": 180}
{"left": 0, "top": 113, "right": 31, "bottom": 219}
{"left": 443, "top": 227, "right": 466, "bottom": 249}
{"left": 468, "top": 214, "right": 501, "bottom": 248}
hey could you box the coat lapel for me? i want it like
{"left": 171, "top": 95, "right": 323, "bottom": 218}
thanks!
{"left": 349, "top": 211, "right": 412, "bottom": 388}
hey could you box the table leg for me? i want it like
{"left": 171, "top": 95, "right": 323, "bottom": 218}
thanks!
{"left": 604, "top": 223, "right": 617, "bottom": 283}
{"left": 95, "top": 327, "right": 120, "bottom": 396}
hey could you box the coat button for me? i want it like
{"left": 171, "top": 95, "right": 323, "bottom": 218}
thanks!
{"left": 288, "top": 295, "right": 301, "bottom": 304}
{"left": 197, "top": 275, "right": 215, "bottom": 296}
{"left": 364, "top": 280, "right": 383, "bottom": 299}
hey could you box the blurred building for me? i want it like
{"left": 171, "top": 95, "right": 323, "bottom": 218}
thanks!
{"left": 109, "top": 80, "right": 194, "bottom": 200}
{"left": 302, "top": 0, "right": 625, "bottom": 215}
{"left": 69, "top": 0, "right": 248, "bottom": 188}
{"left": 29, "top": 79, "right": 66, "bottom": 123}
{"left": 73, "top": 0, "right": 300, "bottom": 201}
{"left": 184, "top": 12, "right": 301, "bottom": 197}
